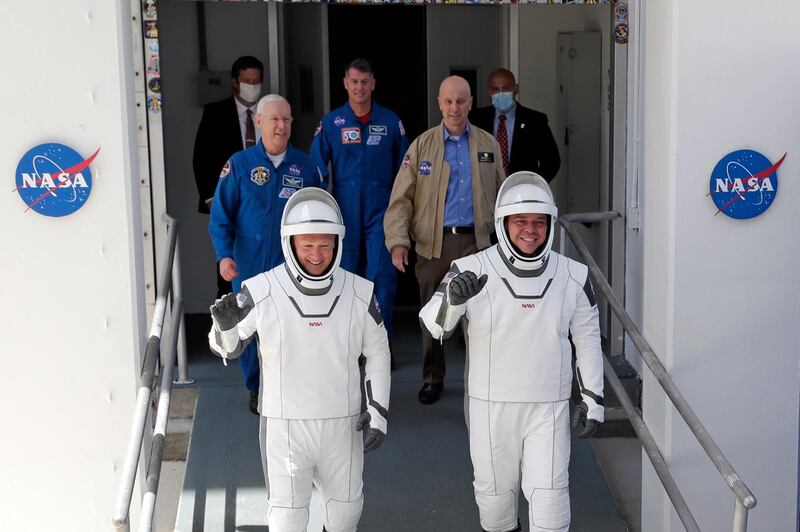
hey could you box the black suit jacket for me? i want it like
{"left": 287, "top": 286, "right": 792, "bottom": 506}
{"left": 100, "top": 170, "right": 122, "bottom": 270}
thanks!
{"left": 192, "top": 96, "right": 245, "bottom": 213}
{"left": 470, "top": 103, "right": 561, "bottom": 182}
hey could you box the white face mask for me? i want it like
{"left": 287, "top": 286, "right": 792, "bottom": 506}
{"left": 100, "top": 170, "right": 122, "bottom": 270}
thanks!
{"left": 238, "top": 82, "right": 261, "bottom": 104}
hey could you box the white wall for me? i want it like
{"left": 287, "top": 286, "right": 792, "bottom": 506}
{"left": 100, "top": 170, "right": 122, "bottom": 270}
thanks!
{"left": 641, "top": 1, "right": 800, "bottom": 530}
{"left": 0, "top": 2, "right": 146, "bottom": 530}
{"left": 159, "top": 1, "right": 271, "bottom": 313}
{"left": 426, "top": 5, "right": 503, "bottom": 127}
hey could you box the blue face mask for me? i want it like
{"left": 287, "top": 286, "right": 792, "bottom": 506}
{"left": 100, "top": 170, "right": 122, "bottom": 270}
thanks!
{"left": 491, "top": 92, "right": 515, "bottom": 112}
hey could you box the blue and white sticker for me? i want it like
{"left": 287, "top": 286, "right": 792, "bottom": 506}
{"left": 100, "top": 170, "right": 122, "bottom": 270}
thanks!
{"left": 708, "top": 149, "right": 784, "bottom": 219}
{"left": 250, "top": 166, "right": 270, "bottom": 186}
{"left": 15, "top": 143, "right": 99, "bottom": 217}
{"left": 279, "top": 187, "right": 296, "bottom": 199}
{"left": 282, "top": 175, "right": 303, "bottom": 188}
{"left": 367, "top": 135, "right": 381, "bottom": 146}
{"left": 334, "top": 115, "right": 346, "bottom": 127}
{"left": 368, "top": 125, "right": 388, "bottom": 136}
{"left": 419, "top": 160, "right": 432, "bottom": 176}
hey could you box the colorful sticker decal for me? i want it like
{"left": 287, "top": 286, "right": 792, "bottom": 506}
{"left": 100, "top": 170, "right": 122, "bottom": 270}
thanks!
{"left": 419, "top": 161, "right": 432, "bottom": 176}
{"left": 147, "top": 94, "right": 161, "bottom": 112}
{"left": 144, "top": 21, "right": 158, "bottom": 39}
{"left": 143, "top": 0, "right": 157, "bottom": 19}
{"left": 708, "top": 149, "right": 784, "bottom": 219}
{"left": 615, "top": 23, "right": 629, "bottom": 44}
{"left": 14, "top": 143, "right": 99, "bottom": 217}
{"left": 148, "top": 77, "right": 161, "bottom": 93}
{"left": 250, "top": 166, "right": 270, "bottom": 186}
{"left": 341, "top": 127, "right": 361, "bottom": 144}
{"left": 146, "top": 54, "right": 160, "bottom": 76}
{"left": 146, "top": 39, "right": 159, "bottom": 53}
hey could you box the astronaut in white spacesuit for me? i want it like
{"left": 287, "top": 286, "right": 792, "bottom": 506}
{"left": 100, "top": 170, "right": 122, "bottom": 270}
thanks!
{"left": 419, "top": 171, "right": 604, "bottom": 532}
{"left": 209, "top": 187, "right": 391, "bottom": 532}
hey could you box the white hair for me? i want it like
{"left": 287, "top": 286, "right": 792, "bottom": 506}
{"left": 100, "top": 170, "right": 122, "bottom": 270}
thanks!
{"left": 256, "top": 94, "right": 291, "bottom": 116}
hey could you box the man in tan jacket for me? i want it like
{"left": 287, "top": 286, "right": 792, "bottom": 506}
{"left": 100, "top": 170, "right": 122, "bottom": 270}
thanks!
{"left": 384, "top": 75, "right": 505, "bottom": 404}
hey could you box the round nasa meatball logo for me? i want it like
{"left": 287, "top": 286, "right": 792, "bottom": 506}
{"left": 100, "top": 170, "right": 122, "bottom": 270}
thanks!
{"left": 15, "top": 143, "right": 99, "bottom": 217}
{"left": 708, "top": 149, "right": 784, "bottom": 219}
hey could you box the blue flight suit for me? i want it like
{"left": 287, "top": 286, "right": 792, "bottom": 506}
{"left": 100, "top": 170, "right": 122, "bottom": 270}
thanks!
{"left": 310, "top": 102, "right": 409, "bottom": 338}
{"left": 210, "top": 141, "right": 321, "bottom": 394}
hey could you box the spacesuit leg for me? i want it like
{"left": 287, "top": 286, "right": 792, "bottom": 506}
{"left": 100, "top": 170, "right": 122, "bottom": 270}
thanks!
{"left": 468, "top": 397, "right": 523, "bottom": 532}
{"left": 364, "top": 209, "right": 397, "bottom": 339}
{"left": 265, "top": 418, "right": 316, "bottom": 532}
{"left": 315, "top": 416, "right": 364, "bottom": 532}
{"left": 258, "top": 416, "right": 271, "bottom": 525}
{"left": 520, "top": 401, "right": 571, "bottom": 532}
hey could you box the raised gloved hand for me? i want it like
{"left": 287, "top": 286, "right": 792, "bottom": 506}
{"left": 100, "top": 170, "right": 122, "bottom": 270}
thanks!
{"left": 571, "top": 401, "right": 600, "bottom": 439}
{"left": 448, "top": 271, "right": 488, "bottom": 306}
{"left": 356, "top": 412, "right": 386, "bottom": 452}
{"left": 210, "top": 292, "right": 247, "bottom": 331}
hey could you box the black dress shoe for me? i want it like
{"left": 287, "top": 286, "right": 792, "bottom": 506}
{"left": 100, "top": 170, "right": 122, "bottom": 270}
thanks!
{"left": 418, "top": 382, "right": 443, "bottom": 404}
{"left": 249, "top": 392, "right": 259, "bottom": 415}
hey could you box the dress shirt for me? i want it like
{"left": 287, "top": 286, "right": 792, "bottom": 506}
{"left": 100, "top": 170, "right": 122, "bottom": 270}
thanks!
{"left": 443, "top": 124, "right": 474, "bottom": 227}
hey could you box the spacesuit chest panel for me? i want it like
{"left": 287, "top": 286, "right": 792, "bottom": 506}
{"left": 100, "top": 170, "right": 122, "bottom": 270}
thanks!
{"left": 464, "top": 249, "right": 574, "bottom": 402}
{"left": 261, "top": 267, "right": 364, "bottom": 419}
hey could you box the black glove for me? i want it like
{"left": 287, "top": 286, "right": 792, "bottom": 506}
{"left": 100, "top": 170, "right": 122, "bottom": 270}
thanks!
{"left": 210, "top": 292, "right": 247, "bottom": 331}
{"left": 356, "top": 412, "right": 385, "bottom": 452}
{"left": 571, "top": 401, "right": 600, "bottom": 439}
{"left": 448, "top": 271, "right": 488, "bottom": 306}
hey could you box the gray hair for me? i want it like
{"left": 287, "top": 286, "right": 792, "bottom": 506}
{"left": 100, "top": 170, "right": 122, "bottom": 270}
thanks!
{"left": 256, "top": 94, "right": 291, "bottom": 116}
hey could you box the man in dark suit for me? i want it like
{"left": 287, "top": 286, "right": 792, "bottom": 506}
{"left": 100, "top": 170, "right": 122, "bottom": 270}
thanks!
{"left": 470, "top": 68, "right": 561, "bottom": 182}
{"left": 193, "top": 55, "right": 264, "bottom": 299}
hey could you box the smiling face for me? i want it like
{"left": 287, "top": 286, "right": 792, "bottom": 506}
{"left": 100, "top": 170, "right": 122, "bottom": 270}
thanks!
{"left": 506, "top": 213, "right": 548, "bottom": 256}
{"left": 292, "top": 234, "right": 335, "bottom": 276}
{"left": 343, "top": 67, "right": 375, "bottom": 109}
{"left": 257, "top": 99, "right": 292, "bottom": 155}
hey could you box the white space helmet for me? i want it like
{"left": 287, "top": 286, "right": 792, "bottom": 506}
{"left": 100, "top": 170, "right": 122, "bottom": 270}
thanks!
{"left": 280, "top": 187, "right": 346, "bottom": 290}
{"left": 495, "top": 171, "right": 558, "bottom": 272}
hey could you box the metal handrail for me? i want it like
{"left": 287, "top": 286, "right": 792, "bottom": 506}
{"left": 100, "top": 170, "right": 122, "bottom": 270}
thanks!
{"left": 112, "top": 215, "right": 186, "bottom": 531}
{"left": 558, "top": 211, "right": 757, "bottom": 532}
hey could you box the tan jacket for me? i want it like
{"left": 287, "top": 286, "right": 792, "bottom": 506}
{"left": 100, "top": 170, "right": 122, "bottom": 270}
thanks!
{"left": 384, "top": 122, "right": 506, "bottom": 259}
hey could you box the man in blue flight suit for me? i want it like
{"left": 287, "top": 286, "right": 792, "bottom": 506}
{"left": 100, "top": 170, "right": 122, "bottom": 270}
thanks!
{"left": 310, "top": 58, "right": 409, "bottom": 342}
{"left": 210, "top": 94, "right": 321, "bottom": 414}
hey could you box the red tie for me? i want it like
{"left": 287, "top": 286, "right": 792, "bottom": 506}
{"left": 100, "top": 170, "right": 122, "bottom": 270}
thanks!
{"left": 245, "top": 109, "right": 256, "bottom": 148}
{"left": 497, "top": 113, "right": 509, "bottom": 175}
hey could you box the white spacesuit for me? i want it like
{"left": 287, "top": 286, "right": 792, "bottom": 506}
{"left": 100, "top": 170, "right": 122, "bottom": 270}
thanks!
{"left": 209, "top": 187, "right": 391, "bottom": 532}
{"left": 419, "top": 172, "right": 604, "bottom": 532}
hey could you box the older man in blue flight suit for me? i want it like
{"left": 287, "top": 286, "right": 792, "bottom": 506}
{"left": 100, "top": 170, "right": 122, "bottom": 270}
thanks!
{"left": 310, "top": 58, "right": 409, "bottom": 341}
{"left": 210, "top": 94, "right": 321, "bottom": 414}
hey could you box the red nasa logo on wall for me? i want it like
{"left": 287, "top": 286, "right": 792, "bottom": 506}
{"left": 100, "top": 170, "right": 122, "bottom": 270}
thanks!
{"left": 14, "top": 143, "right": 100, "bottom": 217}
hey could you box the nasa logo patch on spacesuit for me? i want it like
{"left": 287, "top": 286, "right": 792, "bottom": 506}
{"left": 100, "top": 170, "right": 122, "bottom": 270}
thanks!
{"left": 419, "top": 161, "right": 432, "bottom": 176}
{"left": 250, "top": 166, "right": 270, "bottom": 186}
{"left": 220, "top": 161, "right": 231, "bottom": 178}
{"left": 367, "top": 135, "right": 381, "bottom": 146}
{"left": 341, "top": 128, "right": 361, "bottom": 144}
{"left": 334, "top": 116, "right": 346, "bottom": 126}
{"left": 288, "top": 164, "right": 302, "bottom": 176}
